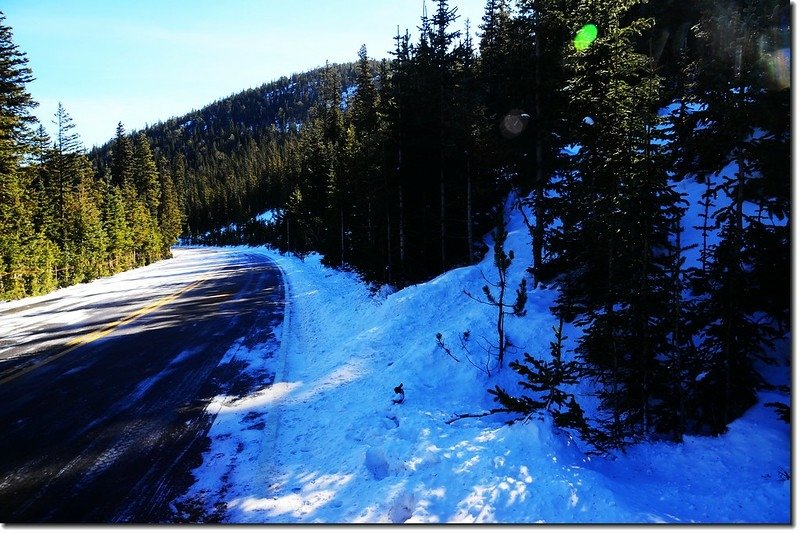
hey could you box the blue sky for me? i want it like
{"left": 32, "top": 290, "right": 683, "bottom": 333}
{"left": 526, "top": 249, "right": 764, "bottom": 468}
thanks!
{"left": 3, "top": 0, "right": 486, "bottom": 148}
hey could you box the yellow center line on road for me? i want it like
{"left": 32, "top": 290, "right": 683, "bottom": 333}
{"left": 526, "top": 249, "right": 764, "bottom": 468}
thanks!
{"left": 0, "top": 276, "right": 210, "bottom": 386}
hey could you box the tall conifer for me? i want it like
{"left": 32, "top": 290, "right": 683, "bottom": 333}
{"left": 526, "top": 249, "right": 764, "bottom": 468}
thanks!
{"left": 132, "top": 132, "right": 161, "bottom": 217}
{"left": 0, "top": 12, "right": 37, "bottom": 299}
{"left": 681, "top": 0, "right": 790, "bottom": 434}
{"left": 51, "top": 102, "right": 82, "bottom": 247}
{"left": 158, "top": 156, "right": 183, "bottom": 256}
{"left": 548, "top": 0, "right": 681, "bottom": 446}
{"left": 111, "top": 122, "right": 133, "bottom": 188}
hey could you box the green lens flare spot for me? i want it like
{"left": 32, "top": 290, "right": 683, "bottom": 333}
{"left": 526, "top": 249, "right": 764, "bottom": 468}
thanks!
{"left": 574, "top": 24, "right": 598, "bottom": 51}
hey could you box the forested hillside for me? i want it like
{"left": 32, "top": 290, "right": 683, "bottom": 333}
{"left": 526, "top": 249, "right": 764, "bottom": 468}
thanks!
{"left": 0, "top": 0, "right": 790, "bottom": 451}
{"left": 89, "top": 62, "right": 365, "bottom": 241}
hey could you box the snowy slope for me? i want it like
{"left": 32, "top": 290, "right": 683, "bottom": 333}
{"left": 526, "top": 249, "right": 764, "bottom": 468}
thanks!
{"left": 175, "top": 198, "right": 790, "bottom": 524}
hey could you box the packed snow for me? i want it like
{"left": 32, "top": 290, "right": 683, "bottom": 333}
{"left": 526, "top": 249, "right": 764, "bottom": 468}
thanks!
{"left": 174, "top": 197, "right": 791, "bottom": 524}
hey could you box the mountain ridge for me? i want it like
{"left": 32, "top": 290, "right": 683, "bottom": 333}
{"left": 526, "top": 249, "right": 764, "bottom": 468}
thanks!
{"left": 89, "top": 60, "right": 373, "bottom": 236}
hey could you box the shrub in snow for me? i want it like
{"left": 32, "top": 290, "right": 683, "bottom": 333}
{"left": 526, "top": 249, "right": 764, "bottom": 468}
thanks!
{"left": 489, "top": 316, "right": 591, "bottom": 447}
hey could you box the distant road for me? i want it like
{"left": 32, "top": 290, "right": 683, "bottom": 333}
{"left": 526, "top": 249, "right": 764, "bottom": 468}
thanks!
{"left": 0, "top": 248, "right": 284, "bottom": 523}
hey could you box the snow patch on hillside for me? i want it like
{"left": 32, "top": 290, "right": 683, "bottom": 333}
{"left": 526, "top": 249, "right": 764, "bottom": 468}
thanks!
{"left": 176, "top": 199, "right": 790, "bottom": 523}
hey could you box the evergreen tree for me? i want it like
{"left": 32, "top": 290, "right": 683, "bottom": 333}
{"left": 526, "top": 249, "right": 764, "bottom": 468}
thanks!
{"left": 431, "top": 0, "right": 460, "bottom": 272}
{"left": 0, "top": 12, "right": 36, "bottom": 174}
{"left": 111, "top": 122, "right": 133, "bottom": 188}
{"left": 129, "top": 198, "right": 161, "bottom": 266}
{"left": 294, "top": 106, "right": 330, "bottom": 253}
{"left": 349, "top": 45, "right": 393, "bottom": 279}
{"left": 132, "top": 132, "right": 161, "bottom": 218}
{"left": 465, "top": 207, "right": 527, "bottom": 369}
{"left": 62, "top": 157, "right": 108, "bottom": 284}
{"left": 28, "top": 125, "right": 58, "bottom": 251}
{"left": 0, "top": 11, "right": 38, "bottom": 299}
{"left": 547, "top": 0, "right": 682, "bottom": 446}
{"left": 50, "top": 102, "right": 82, "bottom": 246}
{"left": 382, "top": 0, "right": 495, "bottom": 281}
{"left": 489, "top": 315, "right": 588, "bottom": 436}
{"left": 0, "top": 164, "right": 32, "bottom": 298}
{"left": 22, "top": 228, "right": 59, "bottom": 296}
{"left": 105, "top": 183, "right": 135, "bottom": 272}
{"left": 478, "top": 0, "right": 514, "bottom": 116}
{"left": 512, "top": 0, "right": 573, "bottom": 286}
{"left": 680, "top": 0, "right": 790, "bottom": 434}
{"left": 351, "top": 45, "right": 379, "bottom": 134}
{"left": 387, "top": 29, "right": 413, "bottom": 278}
{"left": 16, "top": 163, "right": 58, "bottom": 296}
{"left": 157, "top": 156, "right": 183, "bottom": 256}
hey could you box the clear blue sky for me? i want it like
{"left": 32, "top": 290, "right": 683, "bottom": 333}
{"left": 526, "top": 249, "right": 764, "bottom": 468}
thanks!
{"left": 3, "top": 0, "right": 486, "bottom": 148}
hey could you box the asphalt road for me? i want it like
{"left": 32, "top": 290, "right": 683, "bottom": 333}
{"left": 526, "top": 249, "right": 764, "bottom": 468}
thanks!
{"left": 0, "top": 248, "right": 285, "bottom": 523}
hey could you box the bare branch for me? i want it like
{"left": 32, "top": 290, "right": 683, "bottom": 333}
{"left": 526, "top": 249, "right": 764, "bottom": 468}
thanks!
{"left": 435, "top": 332, "right": 461, "bottom": 363}
{"left": 446, "top": 408, "right": 519, "bottom": 425}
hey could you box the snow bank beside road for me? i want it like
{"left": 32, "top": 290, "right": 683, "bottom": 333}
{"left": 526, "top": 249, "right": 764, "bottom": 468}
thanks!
{"left": 177, "top": 203, "right": 790, "bottom": 523}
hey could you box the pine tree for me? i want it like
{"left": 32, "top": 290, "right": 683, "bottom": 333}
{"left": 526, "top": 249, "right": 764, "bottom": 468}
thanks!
{"left": 132, "top": 132, "right": 160, "bottom": 218}
{"left": 513, "top": 0, "right": 573, "bottom": 286}
{"left": 28, "top": 125, "right": 58, "bottom": 248}
{"left": 489, "top": 315, "right": 588, "bottom": 435}
{"left": 478, "top": 0, "right": 514, "bottom": 118}
{"left": 104, "top": 183, "right": 134, "bottom": 273}
{"left": 351, "top": 45, "right": 379, "bottom": 134}
{"left": 22, "top": 228, "right": 59, "bottom": 296}
{"left": 456, "top": 19, "right": 483, "bottom": 266}
{"left": 51, "top": 102, "right": 82, "bottom": 246}
{"left": 0, "top": 164, "right": 36, "bottom": 298}
{"left": 294, "top": 110, "right": 328, "bottom": 253}
{"left": 383, "top": 0, "right": 492, "bottom": 281}
{"left": 322, "top": 63, "right": 351, "bottom": 267}
{"left": 284, "top": 185, "right": 307, "bottom": 254}
{"left": 62, "top": 157, "right": 108, "bottom": 283}
{"left": 547, "top": 0, "right": 682, "bottom": 447}
{"left": 465, "top": 207, "right": 527, "bottom": 369}
{"left": 157, "top": 156, "right": 183, "bottom": 256}
{"left": 348, "top": 46, "right": 385, "bottom": 278}
{"left": 111, "top": 122, "right": 133, "bottom": 188}
{"left": 431, "top": 0, "right": 460, "bottom": 272}
{"left": 681, "top": 0, "right": 790, "bottom": 434}
{"left": 0, "top": 12, "right": 38, "bottom": 299}
{"left": 387, "top": 28, "right": 412, "bottom": 278}
{"left": 129, "top": 198, "right": 161, "bottom": 266}
{"left": 0, "top": 12, "right": 36, "bottom": 174}
{"left": 24, "top": 130, "right": 60, "bottom": 295}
